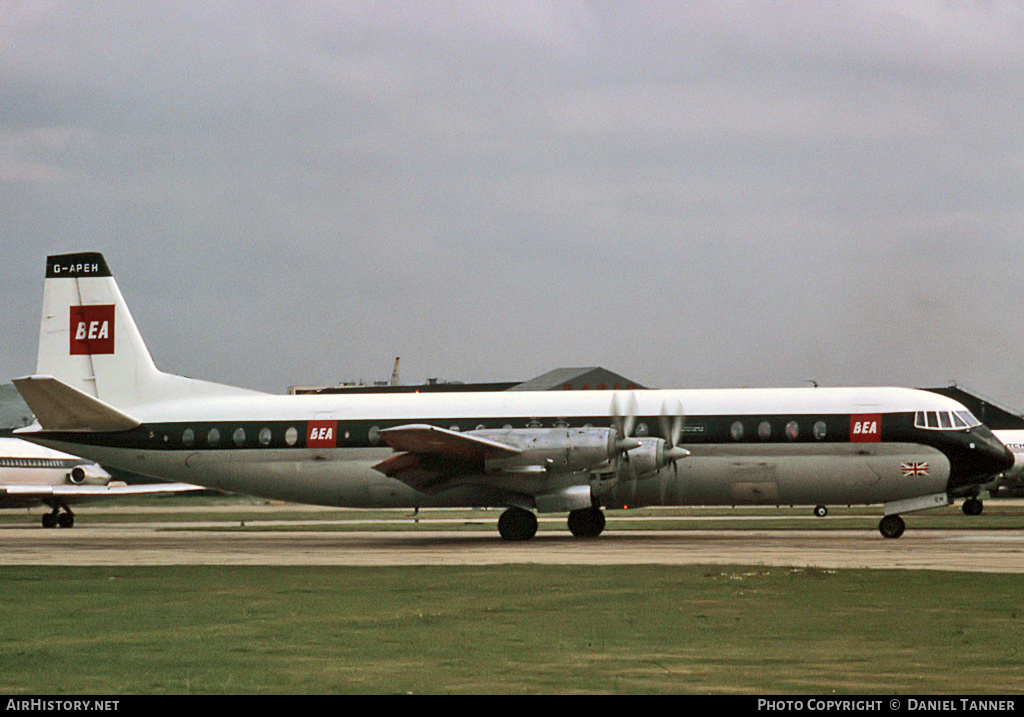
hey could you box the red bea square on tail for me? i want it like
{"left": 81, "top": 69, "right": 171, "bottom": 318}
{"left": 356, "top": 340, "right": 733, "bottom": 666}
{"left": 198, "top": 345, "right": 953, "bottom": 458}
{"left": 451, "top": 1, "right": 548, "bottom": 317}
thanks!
{"left": 850, "top": 413, "right": 881, "bottom": 442}
{"left": 69, "top": 305, "right": 115, "bottom": 355}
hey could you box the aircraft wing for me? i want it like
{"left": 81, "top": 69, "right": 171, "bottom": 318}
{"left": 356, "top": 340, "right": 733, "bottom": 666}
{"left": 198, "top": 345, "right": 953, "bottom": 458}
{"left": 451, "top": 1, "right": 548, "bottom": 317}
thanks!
{"left": 378, "top": 424, "right": 520, "bottom": 459}
{"left": 0, "top": 482, "right": 205, "bottom": 504}
{"left": 373, "top": 424, "right": 520, "bottom": 493}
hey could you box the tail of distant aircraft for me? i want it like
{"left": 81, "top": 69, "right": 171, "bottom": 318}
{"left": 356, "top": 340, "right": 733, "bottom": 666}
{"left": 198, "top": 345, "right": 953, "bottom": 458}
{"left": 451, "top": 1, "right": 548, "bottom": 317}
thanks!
{"left": 15, "top": 252, "right": 261, "bottom": 430}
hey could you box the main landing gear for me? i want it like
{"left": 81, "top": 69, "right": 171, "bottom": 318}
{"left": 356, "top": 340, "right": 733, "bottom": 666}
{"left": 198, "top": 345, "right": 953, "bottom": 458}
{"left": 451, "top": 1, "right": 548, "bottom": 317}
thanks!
{"left": 497, "top": 506, "right": 608, "bottom": 541}
{"left": 41, "top": 505, "right": 75, "bottom": 529}
{"left": 498, "top": 507, "right": 538, "bottom": 541}
{"left": 567, "top": 507, "right": 606, "bottom": 538}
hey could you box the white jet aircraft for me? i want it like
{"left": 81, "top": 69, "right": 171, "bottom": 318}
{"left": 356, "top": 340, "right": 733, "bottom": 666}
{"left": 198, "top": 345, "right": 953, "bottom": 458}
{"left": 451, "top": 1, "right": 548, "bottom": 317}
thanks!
{"left": 11, "top": 253, "right": 1014, "bottom": 540}
{"left": 0, "top": 435, "right": 202, "bottom": 527}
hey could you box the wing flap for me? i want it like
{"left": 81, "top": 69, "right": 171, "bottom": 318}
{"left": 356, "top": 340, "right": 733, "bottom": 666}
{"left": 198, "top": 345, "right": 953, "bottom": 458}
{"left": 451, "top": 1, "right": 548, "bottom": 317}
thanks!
{"left": 12, "top": 375, "right": 140, "bottom": 432}
{"left": 374, "top": 424, "right": 520, "bottom": 493}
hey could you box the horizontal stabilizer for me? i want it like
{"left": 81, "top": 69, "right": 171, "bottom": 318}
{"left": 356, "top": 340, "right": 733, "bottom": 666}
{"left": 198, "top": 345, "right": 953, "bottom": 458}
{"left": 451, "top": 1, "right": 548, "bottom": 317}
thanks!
{"left": 12, "top": 375, "right": 140, "bottom": 432}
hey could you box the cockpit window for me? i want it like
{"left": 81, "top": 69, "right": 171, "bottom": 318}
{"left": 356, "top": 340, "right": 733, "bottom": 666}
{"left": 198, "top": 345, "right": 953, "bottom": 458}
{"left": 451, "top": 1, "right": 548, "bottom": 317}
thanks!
{"left": 956, "top": 411, "right": 982, "bottom": 428}
{"left": 915, "top": 410, "right": 981, "bottom": 430}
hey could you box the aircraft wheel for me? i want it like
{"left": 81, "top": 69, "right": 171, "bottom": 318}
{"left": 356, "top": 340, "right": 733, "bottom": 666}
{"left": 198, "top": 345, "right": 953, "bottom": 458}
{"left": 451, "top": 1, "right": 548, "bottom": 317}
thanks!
{"left": 879, "top": 514, "right": 905, "bottom": 539}
{"left": 498, "top": 507, "right": 538, "bottom": 542}
{"left": 42, "top": 512, "right": 59, "bottom": 529}
{"left": 813, "top": 505, "right": 828, "bottom": 518}
{"left": 568, "top": 507, "right": 606, "bottom": 538}
{"left": 962, "top": 498, "right": 983, "bottom": 516}
{"left": 57, "top": 512, "right": 75, "bottom": 528}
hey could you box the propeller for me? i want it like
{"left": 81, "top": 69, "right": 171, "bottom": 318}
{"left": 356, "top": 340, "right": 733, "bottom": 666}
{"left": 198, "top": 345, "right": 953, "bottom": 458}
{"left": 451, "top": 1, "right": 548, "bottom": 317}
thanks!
{"left": 658, "top": 399, "right": 691, "bottom": 503}
{"left": 609, "top": 392, "right": 641, "bottom": 457}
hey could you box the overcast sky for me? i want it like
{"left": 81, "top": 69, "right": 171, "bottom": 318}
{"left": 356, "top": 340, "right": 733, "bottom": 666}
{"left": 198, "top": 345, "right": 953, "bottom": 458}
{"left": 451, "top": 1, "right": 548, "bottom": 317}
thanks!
{"left": 2, "top": 1, "right": 1023, "bottom": 410}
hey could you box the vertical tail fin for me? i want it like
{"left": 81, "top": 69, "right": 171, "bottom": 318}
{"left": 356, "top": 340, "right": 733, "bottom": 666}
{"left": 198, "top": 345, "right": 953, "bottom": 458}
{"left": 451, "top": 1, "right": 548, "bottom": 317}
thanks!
{"left": 37, "top": 253, "right": 161, "bottom": 408}
{"left": 33, "top": 252, "right": 263, "bottom": 411}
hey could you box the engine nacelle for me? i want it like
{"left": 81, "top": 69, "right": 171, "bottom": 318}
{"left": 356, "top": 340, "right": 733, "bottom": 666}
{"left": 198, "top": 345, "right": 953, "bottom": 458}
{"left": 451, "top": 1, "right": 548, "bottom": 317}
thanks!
{"left": 622, "top": 438, "right": 690, "bottom": 479}
{"left": 68, "top": 466, "right": 86, "bottom": 484}
{"left": 472, "top": 427, "right": 619, "bottom": 474}
{"left": 623, "top": 438, "right": 665, "bottom": 478}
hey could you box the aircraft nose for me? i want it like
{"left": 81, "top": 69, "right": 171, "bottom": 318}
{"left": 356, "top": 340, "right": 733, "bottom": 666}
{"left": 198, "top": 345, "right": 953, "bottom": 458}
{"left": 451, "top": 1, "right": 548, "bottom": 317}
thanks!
{"left": 948, "top": 427, "right": 1016, "bottom": 491}
{"left": 979, "top": 428, "right": 1016, "bottom": 474}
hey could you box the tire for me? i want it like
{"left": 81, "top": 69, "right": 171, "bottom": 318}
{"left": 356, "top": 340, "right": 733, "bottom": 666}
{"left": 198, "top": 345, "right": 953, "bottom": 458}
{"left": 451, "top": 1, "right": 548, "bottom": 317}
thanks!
{"left": 568, "top": 507, "right": 606, "bottom": 538}
{"left": 498, "top": 507, "right": 538, "bottom": 541}
{"left": 962, "top": 498, "right": 983, "bottom": 516}
{"left": 879, "top": 514, "right": 905, "bottom": 539}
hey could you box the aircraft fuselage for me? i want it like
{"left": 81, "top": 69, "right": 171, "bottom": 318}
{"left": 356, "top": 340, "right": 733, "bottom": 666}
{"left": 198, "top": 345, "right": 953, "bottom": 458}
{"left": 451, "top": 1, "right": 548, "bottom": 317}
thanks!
{"left": 21, "top": 387, "right": 1008, "bottom": 513}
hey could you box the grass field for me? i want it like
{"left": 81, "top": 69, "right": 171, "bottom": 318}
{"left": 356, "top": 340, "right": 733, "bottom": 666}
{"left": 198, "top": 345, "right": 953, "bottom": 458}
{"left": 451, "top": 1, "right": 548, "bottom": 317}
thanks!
{"left": 2, "top": 498, "right": 1023, "bottom": 694}
{"left": 2, "top": 564, "right": 1023, "bottom": 694}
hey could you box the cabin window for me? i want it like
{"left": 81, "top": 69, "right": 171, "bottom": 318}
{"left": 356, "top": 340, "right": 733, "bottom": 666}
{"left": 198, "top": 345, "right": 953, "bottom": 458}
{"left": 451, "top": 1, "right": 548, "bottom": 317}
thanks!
{"left": 259, "top": 428, "right": 272, "bottom": 446}
{"left": 233, "top": 428, "right": 246, "bottom": 446}
{"left": 207, "top": 428, "right": 220, "bottom": 447}
{"left": 939, "top": 412, "right": 952, "bottom": 429}
{"left": 730, "top": 421, "right": 744, "bottom": 441}
{"left": 758, "top": 421, "right": 772, "bottom": 440}
{"left": 813, "top": 421, "right": 827, "bottom": 440}
{"left": 285, "top": 426, "right": 299, "bottom": 446}
{"left": 182, "top": 428, "right": 195, "bottom": 447}
{"left": 785, "top": 421, "right": 799, "bottom": 440}
{"left": 368, "top": 426, "right": 382, "bottom": 445}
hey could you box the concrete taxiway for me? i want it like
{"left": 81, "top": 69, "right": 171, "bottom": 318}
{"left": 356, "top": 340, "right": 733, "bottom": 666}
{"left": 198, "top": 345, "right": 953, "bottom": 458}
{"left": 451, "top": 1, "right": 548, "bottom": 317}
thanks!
{"left": 2, "top": 526, "right": 1023, "bottom": 572}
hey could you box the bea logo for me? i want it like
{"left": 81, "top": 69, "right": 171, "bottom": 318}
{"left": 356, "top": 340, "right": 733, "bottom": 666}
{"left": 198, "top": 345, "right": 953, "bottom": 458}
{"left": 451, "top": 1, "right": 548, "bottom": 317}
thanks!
{"left": 70, "top": 305, "right": 115, "bottom": 355}
{"left": 850, "top": 414, "right": 881, "bottom": 442}
{"left": 307, "top": 420, "right": 338, "bottom": 448}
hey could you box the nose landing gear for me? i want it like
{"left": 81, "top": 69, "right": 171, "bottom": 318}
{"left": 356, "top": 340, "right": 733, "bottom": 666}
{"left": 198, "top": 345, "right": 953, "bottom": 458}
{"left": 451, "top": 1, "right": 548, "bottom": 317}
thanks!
{"left": 878, "top": 514, "right": 905, "bottom": 539}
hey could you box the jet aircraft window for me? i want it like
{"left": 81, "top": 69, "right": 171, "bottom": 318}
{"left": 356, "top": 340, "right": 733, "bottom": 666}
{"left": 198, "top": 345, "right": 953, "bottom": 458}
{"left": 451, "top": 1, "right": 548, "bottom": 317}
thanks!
{"left": 233, "top": 428, "right": 246, "bottom": 446}
{"left": 926, "top": 412, "right": 939, "bottom": 428}
{"left": 285, "top": 426, "right": 298, "bottom": 446}
{"left": 182, "top": 428, "right": 195, "bottom": 448}
{"left": 730, "top": 421, "right": 744, "bottom": 441}
{"left": 259, "top": 427, "right": 272, "bottom": 446}
{"left": 952, "top": 413, "right": 968, "bottom": 428}
{"left": 207, "top": 428, "right": 220, "bottom": 447}
{"left": 758, "top": 421, "right": 771, "bottom": 440}
{"left": 939, "top": 412, "right": 952, "bottom": 429}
